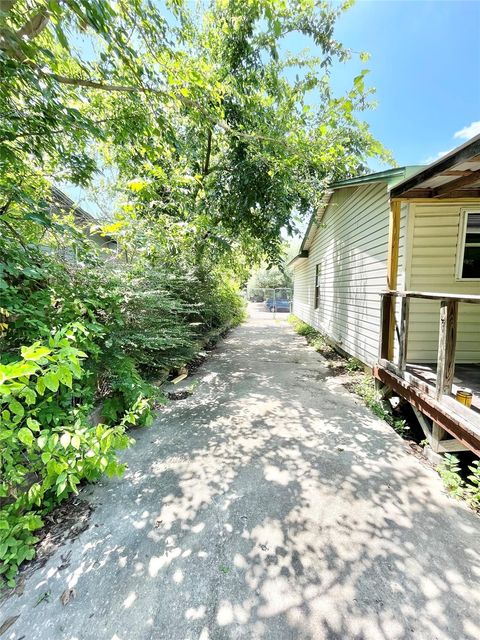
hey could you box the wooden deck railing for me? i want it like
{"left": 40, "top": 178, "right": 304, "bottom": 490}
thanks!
{"left": 379, "top": 290, "right": 480, "bottom": 400}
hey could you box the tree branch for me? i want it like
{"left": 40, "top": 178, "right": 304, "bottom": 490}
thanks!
{"left": 17, "top": 8, "right": 51, "bottom": 39}
{"left": 203, "top": 129, "right": 212, "bottom": 176}
{"left": 0, "top": 216, "right": 27, "bottom": 250}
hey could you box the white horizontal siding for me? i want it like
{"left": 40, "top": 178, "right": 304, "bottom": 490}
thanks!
{"left": 407, "top": 201, "right": 480, "bottom": 363}
{"left": 293, "top": 183, "right": 395, "bottom": 366}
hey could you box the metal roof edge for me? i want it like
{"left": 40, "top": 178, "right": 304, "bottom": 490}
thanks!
{"left": 287, "top": 249, "right": 309, "bottom": 268}
{"left": 330, "top": 166, "right": 422, "bottom": 189}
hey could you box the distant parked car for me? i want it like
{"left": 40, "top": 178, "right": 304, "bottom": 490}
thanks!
{"left": 265, "top": 298, "right": 291, "bottom": 312}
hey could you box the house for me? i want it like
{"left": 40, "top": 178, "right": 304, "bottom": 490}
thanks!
{"left": 50, "top": 186, "right": 118, "bottom": 255}
{"left": 290, "top": 135, "right": 480, "bottom": 456}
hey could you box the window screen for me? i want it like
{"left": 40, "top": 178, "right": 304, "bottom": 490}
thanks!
{"left": 314, "top": 264, "right": 321, "bottom": 308}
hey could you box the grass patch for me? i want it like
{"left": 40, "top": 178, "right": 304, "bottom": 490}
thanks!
{"left": 288, "top": 315, "right": 337, "bottom": 362}
{"left": 352, "top": 376, "right": 410, "bottom": 438}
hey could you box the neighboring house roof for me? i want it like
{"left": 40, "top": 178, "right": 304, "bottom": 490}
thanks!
{"left": 391, "top": 134, "right": 480, "bottom": 200}
{"left": 329, "top": 166, "right": 423, "bottom": 189}
{"left": 50, "top": 186, "right": 116, "bottom": 247}
{"left": 288, "top": 166, "right": 423, "bottom": 267}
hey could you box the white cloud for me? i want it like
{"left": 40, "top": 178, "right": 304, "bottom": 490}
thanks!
{"left": 453, "top": 120, "right": 480, "bottom": 140}
{"left": 423, "top": 120, "right": 480, "bottom": 164}
{"left": 423, "top": 149, "right": 454, "bottom": 164}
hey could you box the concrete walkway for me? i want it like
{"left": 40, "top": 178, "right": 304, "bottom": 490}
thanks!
{"left": 1, "top": 307, "right": 479, "bottom": 640}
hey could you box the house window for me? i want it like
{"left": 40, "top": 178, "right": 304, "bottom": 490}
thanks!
{"left": 459, "top": 211, "right": 480, "bottom": 279}
{"left": 314, "top": 264, "right": 321, "bottom": 308}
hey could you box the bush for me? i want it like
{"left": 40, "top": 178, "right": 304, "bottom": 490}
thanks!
{"left": 346, "top": 357, "right": 363, "bottom": 372}
{"left": 0, "top": 227, "right": 245, "bottom": 585}
{"left": 437, "top": 455, "right": 480, "bottom": 510}
{"left": 0, "top": 326, "right": 148, "bottom": 586}
{"left": 110, "top": 264, "right": 245, "bottom": 376}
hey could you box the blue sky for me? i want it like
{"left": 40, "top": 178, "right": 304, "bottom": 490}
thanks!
{"left": 328, "top": 0, "right": 480, "bottom": 168}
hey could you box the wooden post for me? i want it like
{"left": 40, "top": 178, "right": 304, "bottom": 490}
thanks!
{"left": 386, "top": 201, "right": 401, "bottom": 360}
{"left": 436, "top": 300, "right": 458, "bottom": 399}
{"left": 397, "top": 295, "right": 410, "bottom": 372}
{"left": 379, "top": 293, "right": 391, "bottom": 360}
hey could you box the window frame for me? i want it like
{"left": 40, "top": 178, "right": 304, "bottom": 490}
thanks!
{"left": 456, "top": 209, "right": 480, "bottom": 281}
{"left": 314, "top": 264, "right": 321, "bottom": 309}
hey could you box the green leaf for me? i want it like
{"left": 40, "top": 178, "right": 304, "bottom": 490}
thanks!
{"left": 21, "top": 345, "right": 51, "bottom": 361}
{"left": 57, "top": 365, "right": 73, "bottom": 388}
{"left": 17, "top": 427, "right": 33, "bottom": 447}
{"left": 36, "top": 377, "right": 46, "bottom": 395}
{"left": 0, "top": 361, "right": 38, "bottom": 383}
{"left": 56, "top": 481, "right": 67, "bottom": 496}
{"left": 9, "top": 399, "right": 24, "bottom": 418}
{"left": 71, "top": 434, "right": 80, "bottom": 450}
{"left": 44, "top": 372, "right": 59, "bottom": 392}
{"left": 27, "top": 417, "right": 40, "bottom": 431}
{"left": 22, "top": 387, "right": 37, "bottom": 406}
{"left": 60, "top": 432, "right": 71, "bottom": 448}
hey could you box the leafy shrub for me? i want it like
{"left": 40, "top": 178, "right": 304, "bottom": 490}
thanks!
{"left": 0, "top": 219, "right": 245, "bottom": 586}
{"left": 437, "top": 456, "right": 480, "bottom": 510}
{"left": 465, "top": 460, "right": 480, "bottom": 508}
{"left": 346, "top": 357, "right": 363, "bottom": 372}
{"left": 110, "top": 265, "right": 245, "bottom": 376}
{"left": 113, "top": 267, "right": 200, "bottom": 374}
{"left": 0, "top": 236, "right": 117, "bottom": 362}
{"left": 0, "top": 326, "right": 140, "bottom": 586}
{"left": 437, "top": 454, "right": 465, "bottom": 499}
{"left": 100, "top": 355, "right": 160, "bottom": 425}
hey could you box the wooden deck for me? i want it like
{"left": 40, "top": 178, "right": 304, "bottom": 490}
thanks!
{"left": 406, "top": 363, "right": 480, "bottom": 413}
{"left": 374, "top": 361, "right": 480, "bottom": 456}
{"left": 377, "top": 290, "right": 480, "bottom": 457}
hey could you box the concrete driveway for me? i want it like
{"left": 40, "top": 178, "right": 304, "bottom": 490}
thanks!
{"left": 1, "top": 306, "right": 479, "bottom": 640}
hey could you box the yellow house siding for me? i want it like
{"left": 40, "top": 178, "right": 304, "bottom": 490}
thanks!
{"left": 407, "top": 201, "right": 480, "bottom": 363}
{"left": 292, "top": 183, "right": 397, "bottom": 366}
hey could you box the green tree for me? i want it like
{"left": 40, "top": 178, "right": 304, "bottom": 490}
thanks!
{"left": 248, "top": 264, "right": 293, "bottom": 291}
{"left": 1, "top": 0, "right": 391, "bottom": 264}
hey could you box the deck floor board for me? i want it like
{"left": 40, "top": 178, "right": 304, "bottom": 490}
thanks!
{"left": 406, "top": 363, "right": 480, "bottom": 413}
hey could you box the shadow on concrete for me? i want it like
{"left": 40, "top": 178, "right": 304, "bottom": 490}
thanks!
{"left": 2, "top": 311, "right": 479, "bottom": 640}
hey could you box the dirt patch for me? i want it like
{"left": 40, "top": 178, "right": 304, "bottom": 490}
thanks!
{"left": 35, "top": 496, "right": 93, "bottom": 562}
{"left": 166, "top": 389, "right": 193, "bottom": 401}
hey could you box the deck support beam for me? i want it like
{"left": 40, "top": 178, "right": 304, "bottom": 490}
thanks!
{"left": 413, "top": 407, "right": 468, "bottom": 454}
